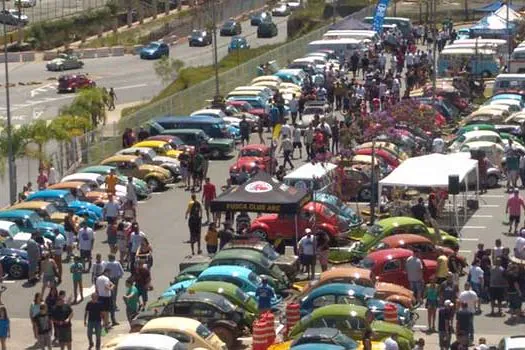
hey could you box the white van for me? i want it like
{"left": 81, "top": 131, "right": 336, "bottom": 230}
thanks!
{"left": 307, "top": 39, "right": 364, "bottom": 58}
{"left": 322, "top": 30, "right": 380, "bottom": 44}
{"left": 509, "top": 47, "right": 525, "bottom": 73}
{"left": 283, "top": 162, "right": 337, "bottom": 192}
{"left": 493, "top": 73, "right": 525, "bottom": 94}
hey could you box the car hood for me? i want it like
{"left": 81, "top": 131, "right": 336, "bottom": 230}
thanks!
{"left": 141, "top": 49, "right": 157, "bottom": 54}
{"left": 48, "top": 58, "right": 65, "bottom": 65}
{"left": 153, "top": 155, "right": 180, "bottom": 166}
{"left": 371, "top": 320, "right": 414, "bottom": 342}
{"left": 69, "top": 200, "right": 103, "bottom": 214}
{"left": 139, "top": 164, "right": 171, "bottom": 177}
{"left": 209, "top": 138, "right": 234, "bottom": 146}
{"left": 231, "top": 157, "right": 264, "bottom": 170}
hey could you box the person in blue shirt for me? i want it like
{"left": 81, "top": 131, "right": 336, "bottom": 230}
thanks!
{"left": 255, "top": 277, "right": 275, "bottom": 313}
{"left": 269, "top": 101, "right": 280, "bottom": 131}
{"left": 0, "top": 305, "right": 9, "bottom": 350}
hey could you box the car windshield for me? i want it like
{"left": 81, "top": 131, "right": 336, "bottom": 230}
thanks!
{"left": 235, "top": 287, "right": 251, "bottom": 303}
{"left": 248, "top": 272, "right": 262, "bottom": 285}
{"left": 303, "top": 107, "right": 324, "bottom": 115}
{"left": 333, "top": 332, "right": 358, "bottom": 348}
{"left": 28, "top": 213, "right": 43, "bottom": 225}
{"left": 191, "top": 30, "right": 204, "bottom": 37}
{"left": 224, "top": 20, "right": 235, "bottom": 27}
{"left": 46, "top": 204, "right": 59, "bottom": 216}
{"left": 368, "top": 224, "right": 384, "bottom": 236}
{"left": 240, "top": 149, "right": 262, "bottom": 157}
{"left": 196, "top": 324, "right": 212, "bottom": 339}
{"left": 216, "top": 298, "right": 235, "bottom": 312}
{"left": 371, "top": 242, "right": 389, "bottom": 251}
{"left": 8, "top": 224, "right": 19, "bottom": 237}
{"left": 146, "top": 43, "right": 160, "bottom": 49}
{"left": 358, "top": 257, "right": 375, "bottom": 269}
{"left": 262, "top": 245, "right": 279, "bottom": 260}
{"left": 63, "top": 193, "right": 74, "bottom": 205}
{"left": 241, "top": 102, "right": 253, "bottom": 110}
{"left": 321, "top": 205, "right": 336, "bottom": 218}
{"left": 135, "top": 158, "right": 144, "bottom": 166}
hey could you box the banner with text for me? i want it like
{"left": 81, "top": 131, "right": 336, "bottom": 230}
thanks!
{"left": 372, "top": 0, "right": 390, "bottom": 32}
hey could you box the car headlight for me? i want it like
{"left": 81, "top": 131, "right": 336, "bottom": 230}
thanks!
{"left": 198, "top": 38, "right": 203, "bottom": 41}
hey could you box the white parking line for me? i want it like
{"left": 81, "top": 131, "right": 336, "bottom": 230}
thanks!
{"left": 472, "top": 214, "right": 493, "bottom": 218}
{"left": 462, "top": 226, "right": 487, "bottom": 229}
{"left": 413, "top": 325, "right": 427, "bottom": 329}
{"left": 460, "top": 238, "right": 480, "bottom": 241}
{"left": 481, "top": 195, "right": 505, "bottom": 198}
{"left": 480, "top": 204, "right": 500, "bottom": 208}
{"left": 2, "top": 281, "right": 15, "bottom": 284}
{"left": 138, "top": 200, "right": 147, "bottom": 204}
{"left": 458, "top": 250, "right": 472, "bottom": 253}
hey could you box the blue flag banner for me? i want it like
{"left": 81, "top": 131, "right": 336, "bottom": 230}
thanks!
{"left": 372, "top": 0, "right": 390, "bottom": 32}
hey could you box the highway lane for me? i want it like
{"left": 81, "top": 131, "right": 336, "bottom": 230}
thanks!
{"left": 0, "top": 15, "right": 289, "bottom": 126}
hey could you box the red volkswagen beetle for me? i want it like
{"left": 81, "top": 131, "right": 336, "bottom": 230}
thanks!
{"left": 226, "top": 100, "right": 269, "bottom": 125}
{"left": 230, "top": 144, "right": 275, "bottom": 183}
{"left": 370, "top": 234, "right": 458, "bottom": 261}
{"left": 359, "top": 248, "right": 437, "bottom": 289}
{"left": 249, "top": 202, "right": 349, "bottom": 242}
{"left": 354, "top": 148, "right": 401, "bottom": 168}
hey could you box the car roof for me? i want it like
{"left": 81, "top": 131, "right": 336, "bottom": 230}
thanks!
{"left": 189, "top": 281, "right": 239, "bottom": 295}
{"left": 102, "top": 155, "right": 139, "bottom": 163}
{"left": 140, "top": 316, "right": 202, "bottom": 333}
{"left": 0, "top": 220, "right": 16, "bottom": 230}
{"left": 365, "top": 248, "right": 414, "bottom": 261}
{"left": 0, "top": 209, "right": 36, "bottom": 217}
{"left": 378, "top": 216, "right": 423, "bottom": 228}
{"left": 213, "top": 248, "right": 268, "bottom": 263}
{"left": 10, "top": 201, "right": 51, "bottom": 210}
{"left": 241, "top": 144, "right": 269, "bottom": 152}
{"left": 505, "top": 335, "right": 525, "bottom": 348}
{"left": 307, "top": 304, "right": 368, "bottom": 319}
{"left": 177, "top": 291, "right": 229, "bottom": 305}
{"left": 200, "top": 265, "right": 253, "bottom": 278}
{"left": 462, "top": 130, "right": 501, "bottom": 138}
{"left": 28, "top": 189, "right": 69, "bottom": 198}
{"left": 304, "top": 283, "right": 375, "bottom": 300}
{"left": 49, "top": 182, "right": 86, "bottom": 189}
{"left": 380, "top": 233, "right": 433, "bottom": 246}
{"left": 62, "top": 173, "right": 101, "bottom": 181}
{"left": 157, "top": 116, "right": 221, "bottom": 124}
{"left": 319, "top": 267, "right": 373, "bottom": 284}
{"left": 115, "top": 333, "right": 179, "bottom": 349}
{"left": 161, "top": 129, "right": 204, "bottom": 135}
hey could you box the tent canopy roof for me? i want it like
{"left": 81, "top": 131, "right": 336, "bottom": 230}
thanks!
{"left": 379, "top": 153, "right": 478, "bottom": 188}
{"left": 475, "top": 1, "right": 520, "bottom": 12}
{"left": 210, "top": 171, "right": 311, "bottom": 214}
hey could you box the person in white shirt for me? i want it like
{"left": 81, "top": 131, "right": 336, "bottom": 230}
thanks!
{"left": 459, "top": 282, "right": 479, "bottom": 314}
{"left": 432, "top": 136, "right": 445, "bottom": 153}
{"left": 378, "top": 52, "right": 387, "bottom": 73}
{"left": 103, "top": 194, "right": 120, "bottom": 224}
{"left": 78, "top": 223, "right": 95, "bottom": 272}
{"left": 278, "top": 134, "right": 294, "bottom": 169}
{"left": 125, "top": 177, "right": 138, "bottom": 206}
{"left": 406, "top": 52, "right": 414, "bottom": 69}
{"left": 289, "top": 95, "right": 299, "bottom": 124}
{"left": 47, "top": 163, "right": 58, "bottom": 185}
{"left": 129, "top": 223, "right": 146, "bottom": 271}
{"left": 515, "top": 229, "right": 525, "bottom": 258}
{"left": 355, "top": 85, "right": 365, "bottom": 99}
{"left": 292, "top": 125, "right": 302, "bottom": 159}
{"left": 280, "top": 123, "right": 292, "bottom": 139}
{"left": 95, "top": 268, "right": 114, "bottom": 330}
{"left": 384, "top": 335, "right": 399, "bottom": 350}
{"left": 298, "top": 229, "right": 316, "bottom": 280}
{"left": 468, "top": 259, "right": 484, "bottom": 310}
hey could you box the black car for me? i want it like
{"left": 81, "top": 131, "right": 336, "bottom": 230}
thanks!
{"left": 250, "top": 11, "right": 271, "bottom": 26}
{"left": 257, "top": 21, "right": 278, "bottom": 38}
{"left": 132, "top": 292, "right": 248, "bottom": 348}
{"left": 220, "top": 19, "right": 242, "bottom": 36}
{"left": 160, "top": 129, "right": 235, "bottom": 159}
{"left": 188, "top": 29, "right": 212, "bottom": 47}
{"left": 0, "top": 247, "right": 29, "bottom": 279}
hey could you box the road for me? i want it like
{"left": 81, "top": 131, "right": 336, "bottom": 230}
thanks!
{"left": 0, "top": 15, "right": 289, "bottom": 126}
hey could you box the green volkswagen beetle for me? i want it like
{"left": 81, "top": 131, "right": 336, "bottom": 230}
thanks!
{"left": 188, "top": 281, "right": 259, "bottom": 320}
{"left": 345, "top": 216, "right": 459, "bottom": 261}
{"left": 76, "top": 165, "right": 150, "bottom": 198}
{"left": 288, "top": 304, "right": 415, "bottom": 350}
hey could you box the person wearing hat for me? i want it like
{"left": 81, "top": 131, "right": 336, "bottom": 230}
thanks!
{"left": 255, "top": 276, "right": 275, "bottom": 313}
{"left": 438, "top": 300, "right": 454, "bottom": 350}
{"left": 505, "top": 188, "right": 525, "bottom": 235}
{"left": 95, "top": 268, "right": 114, "bottom": 331}
{"left": 218, "top": 221, "right": 234, "bottom": 250}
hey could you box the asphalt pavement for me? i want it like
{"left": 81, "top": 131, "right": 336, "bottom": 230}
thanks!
{"left": 0, "top": 14, "right": 289, "bottom": 126}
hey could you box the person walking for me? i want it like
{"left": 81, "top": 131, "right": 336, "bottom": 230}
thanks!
{"left": 47, "top": 162, "right": 58, "bottom": 186}
{"left": 406, "top": 254, "right": 424, "bottom": 304}
{"left": 84, "top": 294, "right": 103, "bottom": 350}
{"left": 134, "top": 263, "right": 151, "bottom": 307}
{"left": 424, "top": 278, "right": 439, "bottom": 332}
{"left": 298, "top": 229, "right": 316, "bottom": 280}
{"left": 458, "top": 282, "right": 478, "bottom": 344}
{"left": 53, "top": 230, "right": 65, "bottom": 281}
{"left": 108, "top": 88, "right": 117, "bottom": 111}
{"left": 255, "top": 276, "right": 275, "bottom": 313}
{"left": 289, "top": 94, "right": 299, "bottom": 124}
{"left": 26, "top": 233, "right": 41, "bottom": 284}
{"left": 51, "top": 292, "right": 73, "bottom": 350}
{"left": 506, "top": 188, "right": 525, "bottom": 235}
{"left": 239, "top": 116, "right": 250, "bottom": 147}
{"left": 40, "top": 252, "right": 59, "bottom": 297}
{"left": 304, "top": 124, "right": 314, "bottom": 161}
{"left": 438, "top": 300, "right": 454, "bottom": 350}
{"left": 439, "top": 274, "right": 459, "bottom": 307}
{"left": 103, "top": 194, "right": 120, "bottom": 226}
{"left": 63, "top": 212, "right": 77, "bottom": 263}
{"left": 104, "top": 169, "right": 118, "bottom": 196}
{"left": 489, "top": 258, "right": 507, "bottom": 315}
{"left": 33, "top": 303, "right": 53, "bottom": 350}
{"left": 468, "top": 259, "right": 484, "bottom": 313}
{"left": 30, "top": 293, "right": 42, "bottom": 344}
{"left": 123, "top": 279, "right": 140, "bottom": 325}
{"left": 95, "top": 269, "right": 114, "bottom": 331}
{"left": 279, "top": 134, "right": 294, "bottom": 170}
{"left": 202, "top": 178, "right": 217, "bottom": 225}
{"left": 91, "top": 254, "right": 106, "bottom": 286}
{"left": 291, "top": 124, "right": 302, "bottom": 160}
{"left": 456, "top": 302, "right": 474, "bottom": 348}
{"left": 129, "top": 223, "right": 145, "bottom": 273}
{"left": 185, "top": 194, "right": 202, "bottom": 255}
{"left": 78, "top": 222, "right": 95, "bottom": 273}
{"left": 70, "top": 256, "right": 84, "bottom": 304}
{"left": 205, "top": 223, "right": 218, "bottom": 255}
{"left": 105, "top": 254, "right": 124, "bottom": 326}
{"left": 37, "top": 170, "right": 48, "bottom": 190}
{"left": 218, "top": 221, "right": 234, "bottom": 250}
{"left": 316, "top": 231, "right": 330, "bottom": 272}
{"left": 0, "top": 306, "right": 9, "bottom": 350}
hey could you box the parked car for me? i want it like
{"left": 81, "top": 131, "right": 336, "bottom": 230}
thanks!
{"left": 111, "top": 333, "right": 184, "bottom": 350}
{"left": 220, "top": 19, "right": 241, "bottom": 36}
{"left": 60, "top": 173, "right": 127, "bottom": 199}
{"left": 140, "top": 41, "right": 169, "bottom": 59}
{"left": 257, "top": 21, "right": 278, "bottom": 38}
{"left": 0, "top": 210, "right": 64, "bottom": 242}
{"left": 360, "top": 248, "right": 437, "bottom": 289}
{"left": 101, "top": 317, "right": 225, "bottom": 350}
{"left": 160, "top": 129, "right": 234, "bottom": 159}
{"left": 299, "top": 283, "right": 414, "bottom": 326}
{"left": 250, "top": 11, "right": 271, "bottom": 26}
{"left": 133, "top": 140, "right": 183, "bottom": 159}
{"left": 498, "top": 335, "right": 525, "bottom": 350}
{"left": 229, "top": 144, "right": 274, "bottom": 183}
{"left": 0, "top": 245, "right": 29, "bottom": 279}
{"left": 57, "top": 74, "right": 95, "bottom": 93}
{"left": 131, "top": 291, "right": 248, "bottom": 348}
{"left": 272, "top": 3, "right": 291, "bottom": 16}
{"left": 268, "top": 328, "right": 359, "bottom": 350}
{"left": 76, "top": 166, "right": 150, "bottom": 198}
{"left": 225, "top": 100, "right": 268, "bottom": 124}
{"left": 295, "top": 266, "right": 415, "bottom": 309}
{"left": 228, "top": 36, "right": 250, "bottom": 52}
{"left": 116, "top": 147, "right": 181, "bottom": 179}
{"left": 340, "top": 167, "right": 376, "bottom": 202}
{"left": 312, "top": 192, "right": 363, "bottom": 228}
{"left": 46, "top": 54, "right": 84, "bottom": 71}
{"left": 100, "top": 155, "right": 173, "bottom": 191}
{"left": 0, "top": 220, "right": 39, "bottom": 250}
{"left": 146, "top": 135, "right": 195, "bottom": 156}
{"left": 0, "top": 9, "right": 28, "bottom": 26}
{"left": 188, "top": 29, "right": 212, "bottom": 46}
{"left": 346, "top": 216, "right": 459, "bottom": 260}
{"left": 288, "top": 304, "right": 415, "bottom": 350}
{"left": 354, "top": 148, "right": 402, "bottom": 168}
{"left": 48, "top": 181, "right": 110, "bottom": 207}
{"left": 8, "top": 201, "right": 83, "bottom": 226}
{"left": 249, "top": 202, "right": 350, "bottom": 242}
{"left": 26, "top": 189, "right": 103, "bottom": 227}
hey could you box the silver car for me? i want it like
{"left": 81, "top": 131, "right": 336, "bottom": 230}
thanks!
{"left": 46, "top": 54, "right": 84, "bottom": 71}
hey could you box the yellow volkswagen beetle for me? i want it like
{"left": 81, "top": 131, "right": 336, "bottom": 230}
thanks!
{"left": 134, "top": 140, "right": 183, "bottom": 159}
{"left": 102, "top": 317, "right": 225, "bottom": 350}
{"left": 8, "top": 201, "right": 83, "bottom": 226}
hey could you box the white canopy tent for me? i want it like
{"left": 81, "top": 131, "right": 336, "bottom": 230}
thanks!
{"left": 494, "top": 4, "right": 521, "bottom": 22}
{"left": 378, "top": 153, "right": 479, "bottom": 231}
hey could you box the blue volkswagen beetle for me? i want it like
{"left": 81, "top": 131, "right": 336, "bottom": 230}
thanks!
{"left": 0, "top": 247, "right": 29, "bottom": 279}
{"left": 228, "top": 36, "right": 250, "bottom": 53}
{"left": 313, "top": 192, "right": 363, "bottom": 228}
{"left": 140, "top": 41, "right": 169, "bottom": 59}
{"left": 299, "top": 283, "right": 414, "bottom": 326}
{"left": 26, "top": 190, "right": 103, "bottom": 227}
{"left": 0, "top": 210, "right": 65, "bottom": 241}
{"left": 289, "top": 328, "right": 358, "bottom": 350}
{"left": 161, "top": 279, "right": 196, "bottom": 299}
{"left": 196, "top": 265, "right": 282, "bottom": 307}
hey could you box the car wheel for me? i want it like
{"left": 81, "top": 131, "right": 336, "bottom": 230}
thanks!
{"left": 487, "top": 174, "right": 498, "bottom": 188}
{"left": 189, "top": 42, "right": 193, "bottom": 47}
{"left": 147, "top": 177, "right": 161, "bottom": 191}
{"left": 210, "top": 148, "right": 221, "bottom": 159}
{"left": 482, "top": 70, "right": 492, "bottom": 78}
{"left": 358, "top": 187, "right": 372, "bottom": 201}
{"left": 59, "top": 65, "right": 64, "bottom": 71}
{"left": 252, "top": 229, "right": 269, "bottom": 241}
{"left": 211, "top": 326, "right": 235, "bottom": 349}
{"left": 9, "top": 264, "right": 24, "bottom": 279}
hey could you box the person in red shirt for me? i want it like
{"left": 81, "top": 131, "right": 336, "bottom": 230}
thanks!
{"left": 202, "top": 177, "right": 217, "bottom": 224}
{"left": 37, "top": 170, "right": 48, "bottom": 190}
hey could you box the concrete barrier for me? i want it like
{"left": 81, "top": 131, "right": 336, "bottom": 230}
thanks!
{"left": 21, "top": 52, "right": 35, "bottom": 62}
{"left": 133, "top": 45, "right": 144, "bottom": 55}
{"left": 7, "top": 53, "right": 20, "bottom": 63}
{"left": 96, "top": 47, "right": 110, "bottom": 58}
{"left": 82, "top": 49, "right": 97, "bottom": 59}
{"left": 111, "top": 46, "right": 125, "bottom": 56}
{"left": 43, "top": 51, "right": 58, "bottom": 61}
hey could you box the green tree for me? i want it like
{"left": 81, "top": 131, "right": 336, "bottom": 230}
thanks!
{"left": 52, "top": 114, "right": 92, "bottom": 137}
{"left": 0, "top": 124, "right": 33, "bottom": 184}
{"left": 60, "top": 87, "right": 106, "bottom": 127}
{"left": 26, "top": 119, "right": 71, "bottom": 163}
{"left": 154, "top": 57, "right": 185, "bottom": 85}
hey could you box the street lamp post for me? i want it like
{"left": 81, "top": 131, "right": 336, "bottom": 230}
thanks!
{"left": 211, "top": 0, "right": 219, "bottom": 98}
{"left": 507, "top": 0, "right": 511, "bottom": 72}
{"left": 2, "top": 0, "right": 17, "bottom": 205}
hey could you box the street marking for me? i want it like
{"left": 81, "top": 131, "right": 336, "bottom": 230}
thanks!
{"left": 472, "top": 214, "right": 493, "bottom": 218}
{"left": 480, "top": 204, "right": 500, "bottom": 208}
{"left": 117, "top": 83, "right": 148, "bottom": 90}
{"left": 458, "top": 250, "right": 472, "bottom": 253}
{"left": 138, "top": 200, "right": 147, "bottom": 204}
{"left": 2, "top": 280, "right": 15, "bottom": 284}
{"left": 481, "top": 194, "right": 505, "bottom": 198}
{"left": 30, "top": 82, "right": 58, "bottom": 97}
{"left": 413, "top": 325, "right": 427, "bottom": 329}
{"left": 462, "top": 226, "right": 486, "bottom": 229}
{"left": 416, "top": 307, "right": 427, "bottom": 311}
{"left": 460, "top": 238, "right": 479, "bottom": 241}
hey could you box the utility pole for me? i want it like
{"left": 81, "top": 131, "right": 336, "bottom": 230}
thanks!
{"left": 431, "top": 0, "right": 437, "bottom": 103}
{"left": 211, "top": 0, "right": 219, "bottom": 97}
{"left": 3, "top": 0, "right": 16, "bottom": 205}
{"left": 507, "top": 0, "right": 511, "bottom": 72}
{"left": 332, "top": 0, "right": 336, "bottom": 25}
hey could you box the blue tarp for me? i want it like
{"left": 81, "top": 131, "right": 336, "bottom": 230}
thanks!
{"left": 474, "top": 1, "right": 519, "bottom": 12}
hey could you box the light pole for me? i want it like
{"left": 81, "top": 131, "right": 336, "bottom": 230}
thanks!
{"left": 211, "top": 0, "right": 219, "bottom": 98}
{"left": 431, "top": 0, "right": 437, "bottom": 103}
{"left": 506, "top": 0, "right": 511, "bottom": 72}
{"left": 332, "top": 0, "right": 337, "bottom": 25}
{"left": 2, "top": 0, "right": 16, "bottom": 205}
